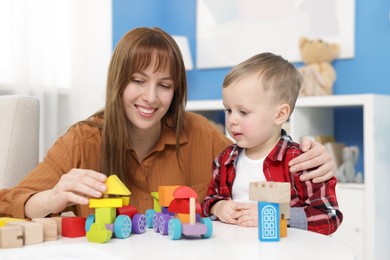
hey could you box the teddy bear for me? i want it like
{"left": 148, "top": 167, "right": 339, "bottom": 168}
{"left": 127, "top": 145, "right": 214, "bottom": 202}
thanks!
{"left": 336, "top": 145, "right": 361, "bottom": 183}
{"left": 298, "top": 37, "right": 340, "bottom": 96}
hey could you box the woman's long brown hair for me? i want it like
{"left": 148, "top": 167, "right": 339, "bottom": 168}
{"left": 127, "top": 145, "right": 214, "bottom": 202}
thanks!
{"left": 86, "top": 27, "right": 187, "bottom": 184}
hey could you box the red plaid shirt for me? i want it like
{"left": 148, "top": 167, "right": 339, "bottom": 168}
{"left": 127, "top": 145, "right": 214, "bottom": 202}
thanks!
{"left": 202, "top": 131, "right": 343, "bottom": 235}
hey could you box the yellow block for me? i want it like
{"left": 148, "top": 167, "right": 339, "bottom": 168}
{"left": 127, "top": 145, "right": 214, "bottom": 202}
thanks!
{"left": 0, "top": 217, "right": 27, "bottom": 227}
{"left": 104, "top": 175, "right": 131, "bottom": 196}
{"left": 89, "top": 198, "right": 123, "bottom": 208}
{"left": 122, "top": 196, "right": 130, "bottom": 206}
{"left": 280, "top": 218, "right": 288, "bottom": 238}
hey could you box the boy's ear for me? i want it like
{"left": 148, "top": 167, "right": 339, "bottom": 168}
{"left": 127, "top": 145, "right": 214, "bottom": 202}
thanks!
{"left": 275, "top": 103, "right": 290, "bottom": 125}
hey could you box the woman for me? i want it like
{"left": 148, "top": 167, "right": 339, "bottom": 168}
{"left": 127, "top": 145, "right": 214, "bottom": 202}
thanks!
{"left": 0, "top": 27, "right": 335, "bottom": 218}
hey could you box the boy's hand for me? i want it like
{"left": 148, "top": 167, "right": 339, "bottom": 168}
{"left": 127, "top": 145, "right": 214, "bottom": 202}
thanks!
{"left": 210, "top": 200, "right": 239, "bottom": 225}
{"left": 234, "top": 203, "right": 258, "bottom": 227}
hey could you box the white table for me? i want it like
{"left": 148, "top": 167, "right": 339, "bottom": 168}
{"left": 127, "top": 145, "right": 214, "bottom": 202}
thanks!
{"left": 1, "top": 221, "right": 356, "bottom": 260}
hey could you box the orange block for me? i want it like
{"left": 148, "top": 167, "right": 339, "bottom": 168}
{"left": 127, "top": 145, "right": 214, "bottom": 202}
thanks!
{"left": 176, "top": 213, "right": 190, "bottom": 223}
{"left": 280, "top": 218, "right": 288, "bottom": 237}
{"left": 158, "top": 186, "right": 180, "bottom": 207}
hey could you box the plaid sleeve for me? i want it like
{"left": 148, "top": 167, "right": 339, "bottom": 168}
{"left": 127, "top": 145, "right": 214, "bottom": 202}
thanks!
{"left": 291, "top": 172, "right": 343, "bottom": 235}
{"left": 201, "top": 146, "right": 236, "bottom": 219}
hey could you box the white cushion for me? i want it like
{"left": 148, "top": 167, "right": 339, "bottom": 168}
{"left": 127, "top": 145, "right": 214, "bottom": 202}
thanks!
{"left": 0, "top": 95, "right": 39, "bottom": 188}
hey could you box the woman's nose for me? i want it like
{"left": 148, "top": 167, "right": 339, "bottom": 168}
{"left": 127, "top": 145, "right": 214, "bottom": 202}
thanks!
{"left": 142, "top": 86, "right": 157, "bottom": 103}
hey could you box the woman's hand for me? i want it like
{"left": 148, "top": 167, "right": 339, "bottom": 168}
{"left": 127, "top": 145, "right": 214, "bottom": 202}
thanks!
{"left": 289, "top": 137, "right": 336, "bottom": 183}
{"left": 25, "top": 169, "right": 107, "bottom": 218}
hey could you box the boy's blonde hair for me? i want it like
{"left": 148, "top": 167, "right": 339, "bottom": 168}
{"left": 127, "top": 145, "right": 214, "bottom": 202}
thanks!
{"left": 223, "top": 52, "right": 302, "bottom": 115}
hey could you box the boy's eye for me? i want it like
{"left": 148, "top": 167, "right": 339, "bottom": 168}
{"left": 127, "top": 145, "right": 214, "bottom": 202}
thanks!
{"left": 240, "top": 111, "right": 248, "bottom": 115}
{"left": 224, "top": 109, "right": 231, "bottom": 114}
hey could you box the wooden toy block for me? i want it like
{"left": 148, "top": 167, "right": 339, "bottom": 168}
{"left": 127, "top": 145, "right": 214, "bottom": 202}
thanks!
{"left": 95, "top": 207, "right": 116, "bottom": 224}
{"left": 176, "top": 213, "right": 190, "bottom": 223}
{"left": 104, "top": 175, "right": 131, "bottom": 195}
{"left": 258, "top": 201, "right": 280, "bottom": 242}
{"left": 8, "top": 221, "right": 44, "bottom": 245}
{"left": 249, "top": 181, "right": 291, "bottom": 203}
{"left": 280, "top": 218, "right": 288, "bottom": 238}
{"left": 89, "top": 198, "right": 123, "bottom": 208}
{"left": 279, "top": 202, "right": 290, "bottom": 219}
{"left": 32, "top": 218, "right": 58, "bottom": 241}
{"left": 0, "top": 226, "right": 23, "bottom": 248}
{"left": 151, "top": 191, "right": 162, "bottom": 212}
{"left": 86, "top": 222, "right": 112, "bottom": 243}
{"left": 181, "top": 223, "right": 207, "bottom": 235}
{"left": 0, "top": 217, "right": 27, "bottom": 227}
{"left": 51, "top": 216, "right": 64, "bottom": 235}
{"left": 122, "top": 196, "right": 130, "bottom": 206}
{"left": 62, "top": 217, "right": 86, "bottom": 238}
{"left": 117, "top": 205, "right": 138, "bottom": 218}
{"left": 173, "top": 186, "right": 198, "bottom": 199}
{"left": 159, "top": 186, "right": 180, "bottom": 207}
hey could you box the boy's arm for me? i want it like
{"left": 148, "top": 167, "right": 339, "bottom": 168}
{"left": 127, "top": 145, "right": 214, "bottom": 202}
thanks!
{"left": 201, "top": 158, "right": 225, "bottom": 219}
{"left": 201, "top": 150, "right": 234, "bottom": 219}
{"left": 290, "top": 171, "right": 343, "bottom": 235}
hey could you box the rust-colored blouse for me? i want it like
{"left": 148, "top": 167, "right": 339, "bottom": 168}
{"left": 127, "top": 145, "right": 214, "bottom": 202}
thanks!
{"left": 0, "top": 112, "right": 232, "bottom": 218}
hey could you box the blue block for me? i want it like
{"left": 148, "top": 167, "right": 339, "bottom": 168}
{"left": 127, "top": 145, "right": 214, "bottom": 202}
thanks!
{"left": 258, "top": 201, "right": 280, "bottom": 242}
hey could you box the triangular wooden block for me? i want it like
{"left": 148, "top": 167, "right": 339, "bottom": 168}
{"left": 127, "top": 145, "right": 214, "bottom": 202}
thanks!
{"left": 104, "top": 175, "right": 131, "bottom": 195}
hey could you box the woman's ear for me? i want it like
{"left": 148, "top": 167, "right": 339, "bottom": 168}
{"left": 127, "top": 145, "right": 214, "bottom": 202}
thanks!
{"left": 275, "top": 103, "right": 290, "bottom": 125}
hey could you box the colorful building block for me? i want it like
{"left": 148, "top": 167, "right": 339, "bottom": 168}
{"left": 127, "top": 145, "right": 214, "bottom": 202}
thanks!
{"left": 104, "top": 175, "right": 131, "bottom": 195}
{"left": 159, "top": 186, "right": 180, "bottom": 207}
{"left": 258, "top": 201, "right": 280, "bottom": 242}
{"left": 62, "top": 217, "right": 86, "bottom": 238}
{"left": 89, "top": 198, "right": 123, "bottom": 208}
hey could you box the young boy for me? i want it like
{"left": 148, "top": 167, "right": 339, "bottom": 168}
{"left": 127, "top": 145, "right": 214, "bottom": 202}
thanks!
{"left": 201, "top": 52, "right": 343, "bottom": 235}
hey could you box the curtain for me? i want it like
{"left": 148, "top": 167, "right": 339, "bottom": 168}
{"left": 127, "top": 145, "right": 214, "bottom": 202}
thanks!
{"left": 0, "top": 0, "right": 112, "bottom": 159}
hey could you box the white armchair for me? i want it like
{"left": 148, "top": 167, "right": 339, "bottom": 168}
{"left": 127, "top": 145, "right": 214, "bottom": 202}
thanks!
{"left": 0, "top": 95, "right": 39, "bottom": 188}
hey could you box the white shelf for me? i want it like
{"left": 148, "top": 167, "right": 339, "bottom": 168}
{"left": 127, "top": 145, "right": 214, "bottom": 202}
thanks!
{"left": 185, "top": 99, "right": 223, "bottom": 111}
{"left": 295, "top": 94, "right": 375, "bottom": 107}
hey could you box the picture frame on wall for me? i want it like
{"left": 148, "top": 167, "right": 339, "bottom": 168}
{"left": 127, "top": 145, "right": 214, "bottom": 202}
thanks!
{"left": 196, "top": 0, "right": 355, "bottom": 69}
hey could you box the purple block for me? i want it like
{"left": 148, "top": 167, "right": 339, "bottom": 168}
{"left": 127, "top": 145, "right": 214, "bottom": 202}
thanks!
{"left": 105, "top": 223, "right": 114, "bottom": 232}
{"left": 181, "top": 223, "right": 207, "bottom": 236}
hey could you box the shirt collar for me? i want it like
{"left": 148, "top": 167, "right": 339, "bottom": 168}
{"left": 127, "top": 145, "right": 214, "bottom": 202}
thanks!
{"left": 225, "top": 129, "right": 292, "bottom": 164}
{"left": 153, "top": 119, "right": 189, "bottom": 152}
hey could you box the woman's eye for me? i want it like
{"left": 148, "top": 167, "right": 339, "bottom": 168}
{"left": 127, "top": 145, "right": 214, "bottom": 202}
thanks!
{"left": 132, "top": 79, "right": 143, "bottom": 84}
{"left": 160, "top": 84, "right": 171, "bottom": 89}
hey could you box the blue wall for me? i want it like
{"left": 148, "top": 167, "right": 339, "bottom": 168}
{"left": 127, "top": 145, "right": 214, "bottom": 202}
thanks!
{"left": 113, "top": 0, "right": 390, "bottom": 100}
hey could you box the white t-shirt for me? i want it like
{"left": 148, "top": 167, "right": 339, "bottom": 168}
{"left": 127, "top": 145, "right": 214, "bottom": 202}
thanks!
{"left": 232, "top": 149, "right": 266, "bottom": 203}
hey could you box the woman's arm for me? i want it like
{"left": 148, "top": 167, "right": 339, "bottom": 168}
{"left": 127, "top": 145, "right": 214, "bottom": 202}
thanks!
{"left": 25, "top": 169, "right": 107, "bottom": 218}
{"left": 289, "top": 137, "right": 336, "bottom": 183}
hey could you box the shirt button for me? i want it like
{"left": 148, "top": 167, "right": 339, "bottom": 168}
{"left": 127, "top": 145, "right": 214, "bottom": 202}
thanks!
{"left": 144, "top": 163, "right": 149, "bottom": 168}
{"left": 143, "top": 194, "right": 149, "bottom": 200}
